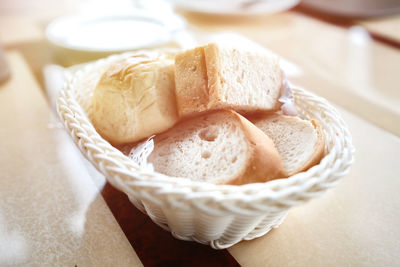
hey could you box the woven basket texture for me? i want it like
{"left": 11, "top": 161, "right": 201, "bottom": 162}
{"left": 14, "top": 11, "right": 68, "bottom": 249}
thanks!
{"left": 56, "top": 53, "right": 354, "bottom": 249}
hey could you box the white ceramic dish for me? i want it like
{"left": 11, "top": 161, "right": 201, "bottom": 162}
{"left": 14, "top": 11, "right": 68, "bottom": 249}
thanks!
{"left": 171, "top": 0, "right": 300, "bottom": 16}
{"left": 46, "top": 13, "right": 185, "bottom": 53}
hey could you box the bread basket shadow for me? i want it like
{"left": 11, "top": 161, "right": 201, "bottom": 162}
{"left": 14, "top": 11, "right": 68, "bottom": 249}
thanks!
{"left": 56, "top": 53, "right": 354, "bottom": 249}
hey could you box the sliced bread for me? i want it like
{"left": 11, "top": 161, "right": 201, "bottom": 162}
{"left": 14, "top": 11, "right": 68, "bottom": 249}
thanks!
{"left": 145, "top": 110, "right": 285, "bottom": 185}
{"left": 174, "top": 43, "right": 283, "bottom": 117}
{"left": 174, "top": 46, "right": 209, "bottom": 116}
{"left": 250, "top": 114, "right": 325, "bottom": 176}
{"left": 91, "top": 51, "right": 178, "bottom": 145}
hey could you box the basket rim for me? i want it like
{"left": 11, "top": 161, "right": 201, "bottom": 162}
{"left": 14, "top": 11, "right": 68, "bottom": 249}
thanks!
{"left": 56, "top": 52, "right": 355, "bottom": 211}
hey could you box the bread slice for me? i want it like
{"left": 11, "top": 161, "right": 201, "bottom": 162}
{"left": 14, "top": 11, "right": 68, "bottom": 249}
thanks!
{"left": 174, "top": 47, "right": 209, "bottom": 116}
{"left": 91, "top": 51, "right": 178, "bottom": 145}
{"left": 174, "top": 43, "right": 283, "bottom": 117}
{"left": 250, "top": 114, "right": 325, "bottom": 176}
{"left": 146, "top": 110, "right": 285, "bottom": 185}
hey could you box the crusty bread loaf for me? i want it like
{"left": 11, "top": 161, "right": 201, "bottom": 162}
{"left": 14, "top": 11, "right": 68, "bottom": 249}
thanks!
{"left": 250, "top": 114, "right": 325, "bottom": 176}
{"left": 146, "top": 110, "right": 286, "bottom": 185}
{"left": 91, "top": 51, "right": 178, "bottom": 145}
{"left": 174, "top": 43, "right": 283, "bottom": 117}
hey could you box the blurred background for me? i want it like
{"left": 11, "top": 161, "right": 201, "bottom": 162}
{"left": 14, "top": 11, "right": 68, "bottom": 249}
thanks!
{"left": 1, "top": 0, "right": 400, "bottom": 67}
{"left": 1, "top": 0, "right": 399, "bottom": 135}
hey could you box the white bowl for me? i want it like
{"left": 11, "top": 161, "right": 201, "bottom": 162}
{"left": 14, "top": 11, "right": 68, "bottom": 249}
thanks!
{"left": 45, "top": 13, "right": 186, "bottom": 66}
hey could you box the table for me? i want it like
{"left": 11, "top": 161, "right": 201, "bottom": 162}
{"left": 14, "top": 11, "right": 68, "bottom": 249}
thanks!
{"left": 358, "top": 15, "right": 400, "bottom": 44}
{"left": 1, "top": 2, "right": 399, "bottom": 266}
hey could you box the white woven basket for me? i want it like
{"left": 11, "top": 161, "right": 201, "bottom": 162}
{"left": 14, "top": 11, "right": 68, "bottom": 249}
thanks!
{"left": 56, "top": 53, "right": 354, "bottom": 249}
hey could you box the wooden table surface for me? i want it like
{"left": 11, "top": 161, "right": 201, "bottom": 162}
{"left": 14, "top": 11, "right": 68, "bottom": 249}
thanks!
{"left": 1, "top": 1, "right": 400, "bottom": 266}
{"left": 358, "top": 15, "right": 400, "bottom": 44}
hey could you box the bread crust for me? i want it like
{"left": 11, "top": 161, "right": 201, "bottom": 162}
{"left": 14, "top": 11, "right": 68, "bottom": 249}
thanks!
{"left": 174, "top": 47, "right": 209, "bottom": 117}
{"left": 218, "top": 110, "right": 286, "bottom": 185}
{"left": 204, "top": 43, "right": 222, "bottom": 109}
{"left": 91, "top": 53, "right": 178, "bottom": 145}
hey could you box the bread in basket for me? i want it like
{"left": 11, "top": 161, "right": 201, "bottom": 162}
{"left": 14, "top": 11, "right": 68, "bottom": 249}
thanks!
{"left": 56, "top": 52, "right": 354, "bottom": 249}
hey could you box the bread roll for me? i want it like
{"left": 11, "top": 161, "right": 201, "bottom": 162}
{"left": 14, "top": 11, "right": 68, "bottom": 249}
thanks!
{"left": 91, "top": 51, "right": 178, "bottom": 145}
{"left": 174, "top": 43, "right": 283, "bottom": 117}
{"left": 145, "top": 110, "right": 286, "bottom": 185}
